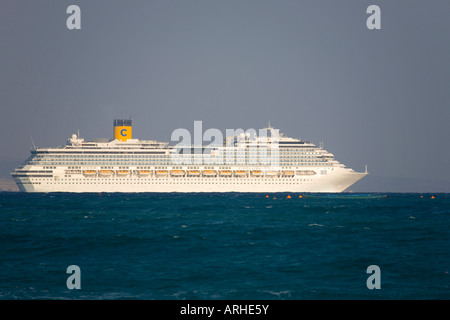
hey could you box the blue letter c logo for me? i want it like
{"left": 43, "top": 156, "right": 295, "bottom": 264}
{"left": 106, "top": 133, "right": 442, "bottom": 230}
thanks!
{"left": 120, "top": 129, "right": 127, "bottom": 137}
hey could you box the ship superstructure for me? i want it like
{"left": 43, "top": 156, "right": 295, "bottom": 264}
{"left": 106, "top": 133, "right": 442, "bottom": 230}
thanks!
{"left": 11, "top": 120, "right": 367, "bottom": 192}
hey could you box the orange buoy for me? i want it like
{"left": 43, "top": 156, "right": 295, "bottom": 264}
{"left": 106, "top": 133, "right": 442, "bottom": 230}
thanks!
{"left": 431, "top": 196, "right": 435, "bottom": 199}
{"left": 299, "top": 195, "right": 303, "bottom": 198}
{"left": 287, "top": 195, "right": 291, "bottom": 199}
{"left": 265, "top": 195, "right": 269, "bottom": 198}
{"left": 420, "top": 195, "right": 423, "bottom": 198}
{"left": 273, "top": 197, "right": 276, "bottom": 199}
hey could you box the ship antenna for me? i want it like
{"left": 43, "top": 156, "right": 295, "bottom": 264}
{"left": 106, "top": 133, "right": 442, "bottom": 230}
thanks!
{"left": 30, "top": 136, "right": 37, "bottom": 150}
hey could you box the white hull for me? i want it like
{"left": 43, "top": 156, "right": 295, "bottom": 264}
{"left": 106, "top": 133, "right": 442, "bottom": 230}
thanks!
{"left": 13, "top": 167, "right": 366, "bottom": 193}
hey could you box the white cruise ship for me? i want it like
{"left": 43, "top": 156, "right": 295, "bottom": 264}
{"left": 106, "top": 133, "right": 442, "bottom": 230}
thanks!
{"left": 11, "top": 119, "right": 367, "bottom": 193}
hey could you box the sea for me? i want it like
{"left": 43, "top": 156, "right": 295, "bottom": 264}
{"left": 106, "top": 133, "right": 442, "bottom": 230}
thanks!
{"left": 0, "top": 192, "right": 449, "bottom": 300}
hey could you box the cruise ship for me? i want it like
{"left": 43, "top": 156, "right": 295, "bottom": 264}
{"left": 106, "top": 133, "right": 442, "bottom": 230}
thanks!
{"left": 11, "top": 119, "right": 367, "bottom": 193}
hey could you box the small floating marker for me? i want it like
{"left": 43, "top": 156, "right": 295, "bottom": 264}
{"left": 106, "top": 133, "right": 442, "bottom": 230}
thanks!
{"left": 431, "top": 196, "right": 435, "bottom": 199}
{"left": 265, "top": 195, "right": 269, "bottom": 198}
{"left": 420, "top": 195, "right": 423, "bottom": 198}
{"left": 273, "top": 197, "right": 276, "bottom": 199}
{"left": 299, "top": 195, "right": 303, "bottom": 198}
{"left": 287, "top": 195, "right": 291, "bottom": 199}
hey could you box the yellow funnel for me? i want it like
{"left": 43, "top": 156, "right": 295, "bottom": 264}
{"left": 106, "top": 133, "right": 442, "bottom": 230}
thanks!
{"left": 114, "top": 119, "right": 132, "bottom": 141}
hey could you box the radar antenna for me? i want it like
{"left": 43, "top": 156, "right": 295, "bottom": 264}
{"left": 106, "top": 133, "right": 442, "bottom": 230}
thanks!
{"left": 30, "top": 136, "right": 37, "bottom": 150}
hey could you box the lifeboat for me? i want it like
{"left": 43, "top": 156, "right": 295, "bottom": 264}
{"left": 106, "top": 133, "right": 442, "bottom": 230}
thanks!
{"left": 155, "top": 170, "right": 169, "bottom": 177}
{"left": 138, "top": 170, "right": 151, "bottom": 176}
{"left": 187, "top": 170, "right": 201, "bottom": 176}
{"left": 83, "top": 170, "right": 97, "bottom": 177}
{"left": 99, "top": 170, "right": 114, "bottom": 177}
{"left": 265, "top": 171, "right": 279, "bottom": 177}
{"left": 116, "top": 170, "right": 130, "bottom": 176}
{"left": 171, "top": 170, "right": 185, "bottom": 177}
{"left": 283, "top": 170, "right": 295, "bottom": 176}
{"left": 234, "top": 170, "right": 247, "bottom": 177}
{"left": 202, "top": 170, "right": 217, "bottom": 176}
{"left": 296, "top": 170, "right": 316, "bottom": 175}
{"left": 219, "top": 170, "right": 232, "bottom": 177}
{"left": 251, "top": 170, "right": 263, "bottom": 177}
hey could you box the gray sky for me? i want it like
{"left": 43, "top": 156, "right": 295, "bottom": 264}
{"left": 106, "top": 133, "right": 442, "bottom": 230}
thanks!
{"left": 1, "top": 0, "right": 449, "bottom": 192}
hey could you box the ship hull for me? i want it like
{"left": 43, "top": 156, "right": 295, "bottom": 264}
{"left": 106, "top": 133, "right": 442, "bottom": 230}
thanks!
{"left": 12, "top": 167, "right": 367, "bottom": 193}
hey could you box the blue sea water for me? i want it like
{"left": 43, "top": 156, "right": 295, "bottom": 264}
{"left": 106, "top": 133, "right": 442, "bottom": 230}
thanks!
{"left": 0, "top": 192, "right": 449, "bottom": 300}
